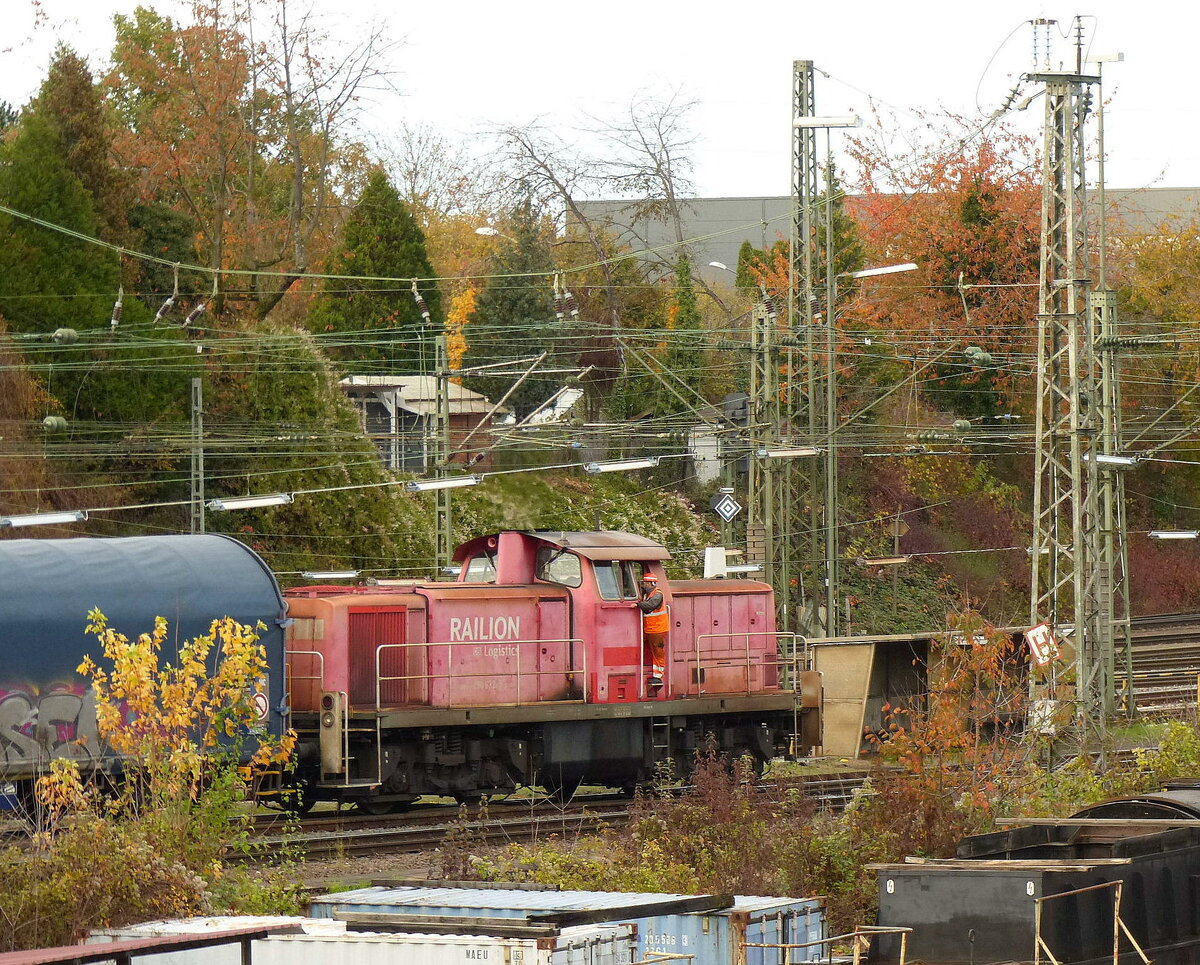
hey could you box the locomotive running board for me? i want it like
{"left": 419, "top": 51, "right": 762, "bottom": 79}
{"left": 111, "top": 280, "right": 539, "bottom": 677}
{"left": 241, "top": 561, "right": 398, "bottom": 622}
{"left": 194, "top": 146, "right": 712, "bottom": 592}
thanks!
{"left": 366, "top": 694, "right": 801, "bottom": 729}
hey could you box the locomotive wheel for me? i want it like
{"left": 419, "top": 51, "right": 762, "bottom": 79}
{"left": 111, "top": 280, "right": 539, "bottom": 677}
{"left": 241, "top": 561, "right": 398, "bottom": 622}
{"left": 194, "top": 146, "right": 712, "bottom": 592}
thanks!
{"left": 278, "top": 777, "right": 317, "bottom": 815}
{"left": 355, "top": 798, "right": 399, "bottom": 815}
{"left": 732, "top": 746, "right": 765, "bottom": 780}
{"left": 354, "top": 795, "right": 416, "bottom": 815}
{"left": 545, "top": 773, "right": 583, "bottom": 803}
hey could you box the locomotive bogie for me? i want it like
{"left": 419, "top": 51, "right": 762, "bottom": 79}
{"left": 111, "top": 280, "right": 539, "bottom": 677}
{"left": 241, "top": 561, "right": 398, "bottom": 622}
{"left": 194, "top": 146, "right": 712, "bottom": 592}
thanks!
{"left": 287, "top": 707, "right": 797, "bottom": 808}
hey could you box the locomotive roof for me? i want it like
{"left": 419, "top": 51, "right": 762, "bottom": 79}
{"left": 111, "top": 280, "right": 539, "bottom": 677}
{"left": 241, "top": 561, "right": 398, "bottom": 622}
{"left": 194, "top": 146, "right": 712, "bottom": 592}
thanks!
{"left": 525, "top": 530, "right": 671, "bottom": 561}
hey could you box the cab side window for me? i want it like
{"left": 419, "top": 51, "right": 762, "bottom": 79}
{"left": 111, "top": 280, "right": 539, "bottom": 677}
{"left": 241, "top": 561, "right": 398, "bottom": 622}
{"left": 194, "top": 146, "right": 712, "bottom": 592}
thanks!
{"left": 594, "top": 561, "right": 622, "bottom": 600}
{"left": 535, "top": 547, "right": 583, "bottom": 588}
{"left": 619, "top": 563, "right": 642, "bottom": 599}
{"left": 593, "top": 562, "right": 640, "bottom": 600}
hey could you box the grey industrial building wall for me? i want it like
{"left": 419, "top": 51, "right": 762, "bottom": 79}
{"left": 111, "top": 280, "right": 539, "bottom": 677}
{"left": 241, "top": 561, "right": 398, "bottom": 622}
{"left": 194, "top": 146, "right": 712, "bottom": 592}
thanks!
{"left": 575, "top": 187, "right": 1200, "bottom": 286}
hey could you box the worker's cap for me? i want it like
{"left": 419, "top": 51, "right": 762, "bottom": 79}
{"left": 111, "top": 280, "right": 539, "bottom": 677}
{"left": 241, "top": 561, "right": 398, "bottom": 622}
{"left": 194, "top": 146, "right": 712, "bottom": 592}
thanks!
{"left": 640, "top": 573, "right": 659, "bottom": 584}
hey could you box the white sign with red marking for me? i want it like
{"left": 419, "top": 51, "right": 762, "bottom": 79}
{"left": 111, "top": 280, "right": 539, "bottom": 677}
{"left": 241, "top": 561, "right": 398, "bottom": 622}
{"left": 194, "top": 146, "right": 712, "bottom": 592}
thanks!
{"left": 1025, "top": 622, "right": 1060, "bottom": 667}
{"left": 252, "top": 691, "right": 270, "bottom": 721}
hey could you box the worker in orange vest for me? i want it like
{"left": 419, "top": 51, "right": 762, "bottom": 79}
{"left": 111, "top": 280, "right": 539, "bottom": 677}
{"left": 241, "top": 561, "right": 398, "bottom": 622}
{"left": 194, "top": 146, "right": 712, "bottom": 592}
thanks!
{"left": 637, "top": 573, "right": 668, "bottom": 688}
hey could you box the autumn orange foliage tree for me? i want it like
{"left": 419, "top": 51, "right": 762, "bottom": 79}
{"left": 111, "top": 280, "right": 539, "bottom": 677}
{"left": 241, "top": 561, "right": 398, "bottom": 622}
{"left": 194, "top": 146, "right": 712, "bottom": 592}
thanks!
{"left": 106, "top": 1, "right": 386, "bottom": 317}
{"left": 863, "top": 613, "right": 1031, "bottom": 855}
{"left": 846, "top": 116, "right": 1041, "bottom": 414}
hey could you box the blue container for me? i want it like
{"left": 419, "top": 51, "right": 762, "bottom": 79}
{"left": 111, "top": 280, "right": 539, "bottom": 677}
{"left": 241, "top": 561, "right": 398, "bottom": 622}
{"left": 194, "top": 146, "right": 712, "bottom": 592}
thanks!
{"left": 307, "top": 887, "right": 825, "bottom": 965}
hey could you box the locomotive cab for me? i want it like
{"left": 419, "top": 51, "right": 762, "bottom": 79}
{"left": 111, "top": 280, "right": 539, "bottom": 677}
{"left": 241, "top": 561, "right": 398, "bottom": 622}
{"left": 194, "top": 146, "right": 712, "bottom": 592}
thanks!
{"left": 455, "top": 531, "right": 672, "bottom": 701}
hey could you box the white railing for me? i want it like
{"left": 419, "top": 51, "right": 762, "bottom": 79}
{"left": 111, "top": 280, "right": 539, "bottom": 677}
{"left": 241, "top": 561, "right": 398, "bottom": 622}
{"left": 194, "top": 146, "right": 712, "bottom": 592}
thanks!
{"left": 285, "top": 649, "right": 325, "bottom": 708}
{"left": 375, "top": 638, "right": 589, "bottom": 710}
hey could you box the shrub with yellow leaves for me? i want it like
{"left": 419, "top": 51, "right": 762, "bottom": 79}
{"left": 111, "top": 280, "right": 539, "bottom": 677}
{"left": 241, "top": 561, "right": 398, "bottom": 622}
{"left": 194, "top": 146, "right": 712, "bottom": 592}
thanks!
{"left": 2, "top": 612, "right": 301, "bottom": 950}
{"left": 76, "top": 609, "right": 295, "bottom": 808}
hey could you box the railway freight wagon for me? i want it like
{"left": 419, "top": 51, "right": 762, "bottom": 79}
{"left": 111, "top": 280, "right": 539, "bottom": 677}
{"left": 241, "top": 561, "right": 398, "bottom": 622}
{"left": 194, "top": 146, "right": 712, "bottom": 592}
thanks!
{"left": 283, "top": 530, "right": 821, "bottom": 811}
{"left": 872, "top": 782, "right": 1200, "bottom": 965}
{"left": 0, "top": 535, "right": 289, "bottom": 804}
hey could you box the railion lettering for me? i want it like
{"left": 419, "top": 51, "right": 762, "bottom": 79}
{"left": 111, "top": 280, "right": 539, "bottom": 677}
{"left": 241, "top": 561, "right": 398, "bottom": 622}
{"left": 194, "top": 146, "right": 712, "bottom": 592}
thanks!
{"left": 448, "top": 615, "right": 521, "bottom": 643}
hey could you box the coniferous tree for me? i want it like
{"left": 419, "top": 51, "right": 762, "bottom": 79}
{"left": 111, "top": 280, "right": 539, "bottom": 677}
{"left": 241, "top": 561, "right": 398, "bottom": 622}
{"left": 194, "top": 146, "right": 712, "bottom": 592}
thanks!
{"left": 665, "top": 253, "right": 704, "bottom": 399}
{"left": 463, "top": 199, "right": 558, "bottom": 417}
{"left": 0, "top": 115, "right": 119, "bottom": 335}
{"left": 32, "top": 45, "right": 133, "bottom": 247}
{"left": 307, "top": 170, "right": 441, "bottom": 372}
{"left": 736, "top": 240, "right": 762, "bottom": 289}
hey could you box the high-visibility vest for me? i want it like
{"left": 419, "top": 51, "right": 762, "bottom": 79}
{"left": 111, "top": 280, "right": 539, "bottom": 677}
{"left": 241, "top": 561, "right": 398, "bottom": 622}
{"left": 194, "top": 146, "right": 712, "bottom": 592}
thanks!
{"left": 643, "top": 596, "right": 669, "bottom": 634}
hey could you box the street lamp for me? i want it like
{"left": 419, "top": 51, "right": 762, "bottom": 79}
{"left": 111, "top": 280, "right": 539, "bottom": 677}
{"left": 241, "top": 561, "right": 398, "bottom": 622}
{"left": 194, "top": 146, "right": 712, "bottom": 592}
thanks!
{"left": 475, "top": 226, "right": 516, "bottom": 242}
{"left": 845, "top": 263, "right": 918, "bottom": 279}
{"left": 583, "top": 457, "right": 660, "bottom": 474}
{"left": 819, "top": 260, "right": 918, "bottom": 633}
{"left": 1149, "top": 530, "right": 1199, "bottom": 540}
{"left": 1084, "top": 453, "right": 1140, "bottom": 469}
{"left": 757, "top": 447, "right": 822, "bottom": 459}
{"left": 406, "top": 475, "right": 482, "bottom": 492}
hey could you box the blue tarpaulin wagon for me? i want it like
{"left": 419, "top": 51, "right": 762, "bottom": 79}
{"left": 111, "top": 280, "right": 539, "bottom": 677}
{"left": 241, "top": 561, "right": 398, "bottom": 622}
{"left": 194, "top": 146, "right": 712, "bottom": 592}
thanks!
{"left": 0, "top": 534, "right": 289, "bottom": 798}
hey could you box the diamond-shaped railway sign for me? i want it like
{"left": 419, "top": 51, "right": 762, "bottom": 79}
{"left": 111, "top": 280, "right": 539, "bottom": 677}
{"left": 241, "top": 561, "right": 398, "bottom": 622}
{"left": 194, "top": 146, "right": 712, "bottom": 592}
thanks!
{"left": 710, "top": 492, "right": 743, "bottom": 522}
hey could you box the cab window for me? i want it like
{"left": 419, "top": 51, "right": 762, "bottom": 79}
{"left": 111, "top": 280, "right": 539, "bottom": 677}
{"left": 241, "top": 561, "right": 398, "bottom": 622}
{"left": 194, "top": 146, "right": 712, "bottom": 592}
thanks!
{"left": 535, "top": 547, "right": 582, "bottom": 588}
{"left": 594, "top": 561, "right": 621, "bottom": 600}
{"left": 462, "top": 554, "right": 497, "bottom": 583}
{"left": 595, "top": 561, "right": 640, "bottom": 600}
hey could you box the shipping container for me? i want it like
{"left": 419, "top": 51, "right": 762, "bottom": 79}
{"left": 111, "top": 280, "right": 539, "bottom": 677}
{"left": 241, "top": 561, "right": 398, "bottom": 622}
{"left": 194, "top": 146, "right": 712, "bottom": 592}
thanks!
{"left": 307, "top": 886, "right": 825, "bottom": 965}
{"left": 255, "top": 923, "right": 636, "bottom": 965}
{"left": 873, "top": 820, "right": 1200, "bottom": 965}
{"left": 87, "top": 917, "right": 633, "bottom": 965}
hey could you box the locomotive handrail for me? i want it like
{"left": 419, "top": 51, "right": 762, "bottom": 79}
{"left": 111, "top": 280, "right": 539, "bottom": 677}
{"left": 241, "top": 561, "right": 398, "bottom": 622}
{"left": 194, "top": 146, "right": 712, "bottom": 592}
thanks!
{"left": 374, "top": 638, "right": 589, "bottom": 710}
{"left": 284, "top": 649, "right": 325, "bottom": 707}
{"left": 691, "top": 631, "right": 803, "bottom": 696}
{"left": 639, "top": 604, "right": 671, "bottom": 700}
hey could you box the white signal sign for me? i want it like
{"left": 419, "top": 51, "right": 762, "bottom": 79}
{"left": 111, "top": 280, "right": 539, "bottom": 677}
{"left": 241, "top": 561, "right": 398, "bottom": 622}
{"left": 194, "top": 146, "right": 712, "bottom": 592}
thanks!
{"left": 711, "top": 492, "right": 743, "bottom": 522}
{"left": 1025, "top": 622, "right": 1060, "bottom": 667}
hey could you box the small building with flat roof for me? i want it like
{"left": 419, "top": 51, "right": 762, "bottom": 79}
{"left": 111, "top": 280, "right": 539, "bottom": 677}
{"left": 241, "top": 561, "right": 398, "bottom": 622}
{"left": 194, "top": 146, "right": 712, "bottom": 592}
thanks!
{"left": 340, "top": 375, "right": 508, "bottom": 472}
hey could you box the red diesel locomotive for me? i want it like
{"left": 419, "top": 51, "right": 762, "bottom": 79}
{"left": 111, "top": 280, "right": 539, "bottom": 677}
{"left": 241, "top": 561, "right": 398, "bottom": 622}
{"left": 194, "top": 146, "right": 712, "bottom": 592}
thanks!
{"left": 283, "top": 530, "right": 821, "bottom": 810}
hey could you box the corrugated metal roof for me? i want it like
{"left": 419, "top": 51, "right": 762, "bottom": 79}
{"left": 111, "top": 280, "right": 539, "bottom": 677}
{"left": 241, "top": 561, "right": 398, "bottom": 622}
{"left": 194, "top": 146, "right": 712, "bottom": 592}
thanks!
{"left": 313, "top": 886, "right": 702, "bottom": 912}
{"left": 340, "top": 375, "right": 508, "bottom": 416}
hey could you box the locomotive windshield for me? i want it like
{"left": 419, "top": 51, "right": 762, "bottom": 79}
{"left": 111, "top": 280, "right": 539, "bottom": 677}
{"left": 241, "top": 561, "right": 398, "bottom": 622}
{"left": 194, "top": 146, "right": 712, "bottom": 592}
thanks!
{"left": 461, "top": 553, "right": 497, "bottom": 583}
{"left": 534, "top": 546, "right": 582, "bottom": 587}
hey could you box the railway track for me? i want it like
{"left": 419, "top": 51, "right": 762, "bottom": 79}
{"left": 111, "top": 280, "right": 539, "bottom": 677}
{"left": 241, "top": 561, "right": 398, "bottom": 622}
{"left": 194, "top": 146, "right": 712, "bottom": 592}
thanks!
{"left": 247, "top": 771, "right": 877, "bottom": 861}
{"left": 1128, "top": 613, "right": 1200, "bottom": 716}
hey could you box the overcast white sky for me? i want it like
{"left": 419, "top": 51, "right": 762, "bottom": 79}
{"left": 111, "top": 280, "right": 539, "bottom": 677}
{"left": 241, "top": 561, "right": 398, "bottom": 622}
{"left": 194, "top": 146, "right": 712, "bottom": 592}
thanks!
{"left": 4, "top": 1, "right": 1197, "bottom": 197}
